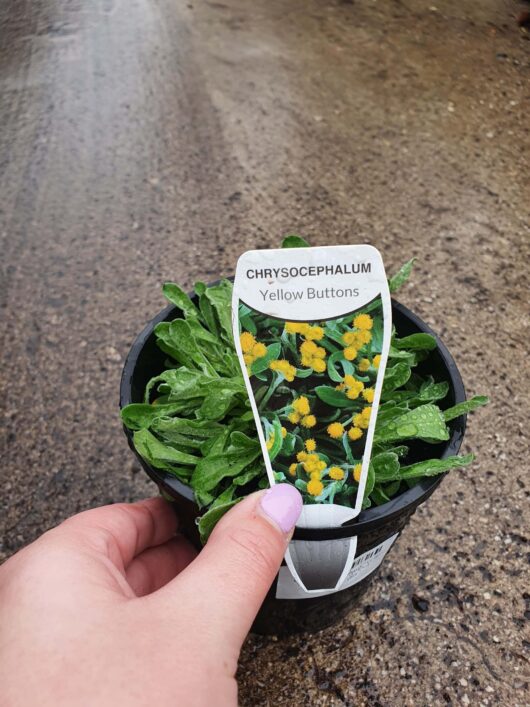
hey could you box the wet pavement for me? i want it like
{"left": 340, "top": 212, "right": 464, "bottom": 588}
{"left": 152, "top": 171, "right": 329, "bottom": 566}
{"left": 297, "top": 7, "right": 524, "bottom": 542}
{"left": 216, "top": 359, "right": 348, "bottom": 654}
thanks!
{"left": 1, "top": 0, "right": 529, "bottom": 704}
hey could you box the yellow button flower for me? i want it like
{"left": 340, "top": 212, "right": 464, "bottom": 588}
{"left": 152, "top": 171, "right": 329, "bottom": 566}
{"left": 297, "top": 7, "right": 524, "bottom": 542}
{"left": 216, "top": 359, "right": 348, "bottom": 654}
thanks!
{"left": 348, "top": 427, "right": 363, "bottom": 441}
{"left": 266, "top": 434, "right": 275, "bottom": 451}
{"left": 362, "top": 388, "right": 375, "bottom": 403}
{"left": 240, "top": 331, "right": 256, "bottom": 353}
{"left": 297, "top": 450, "right": 308, "bottom": 462}
{"left": 304, "top": 438, "right": 316, "bottom": 452}
{"left": 353, "top": 413, "right": 370, "bottom": 429}
{"left": 269, "top": 359, "right": 296, "bottom": 382}
{"left": 281, "top": 426, "right": 287, "bottom": 438}
{"left": 329, "top": 466, "right": 345, "bottom": 480}
{"left": 353, "top": 313, "right": 373, "bottom": 330}
{"left": 288, "top": 462, "right": 298, "bottom": 476}
{"left": 343, "top": 346, "right": 358, "bottom": 361}
{"left": 288, "top": 411, "right": 301, "bottom": 424}
{"left": 342, "top": 331, "right": 356, "bottom": 345}
{"left": 373, "top": 354, "right": 381, "bottom": 369}
{"left": 252, "top": 342, "right": 267, "bottom": 358}
{"left": 311, "top": 358, "right": 326, "bottom": 373}
{"left": 292, "top": 396, "right": 310, "bottom": 415}
{"left": 307, "top": 478, "right": 324, "bottom": 496}
{"left": 358, "top": 358, "right": 371, "bottom": 372}
{"left": 304, "top": 325, "right": 324, "bottom": 341}
{"left": 285, "top": 322, "right": 304, "bottom": 334}
{"left": 301, "top": 414, "right": 316, "bottom": 428}
{"left": 353, "top": 463, "right": 362, "bottom": 482}
{"left": 358, "top": 330, "right": 372, "bottom": 345}
{"left": 327, "top": 422, "right": 345, "bottom": 439}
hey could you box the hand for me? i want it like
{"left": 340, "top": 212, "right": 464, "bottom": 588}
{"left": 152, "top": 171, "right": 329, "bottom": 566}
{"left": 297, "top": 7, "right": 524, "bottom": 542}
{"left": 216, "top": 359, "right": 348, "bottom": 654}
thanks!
{"left": 0, "top": 485, "right": 302, "bottom": 707}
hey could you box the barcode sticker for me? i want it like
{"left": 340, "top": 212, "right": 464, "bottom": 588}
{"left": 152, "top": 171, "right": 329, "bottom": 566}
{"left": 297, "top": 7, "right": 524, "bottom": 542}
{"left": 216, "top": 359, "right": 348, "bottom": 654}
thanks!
{"left": 275, "top": 533, "right": 399, "bottom": 599}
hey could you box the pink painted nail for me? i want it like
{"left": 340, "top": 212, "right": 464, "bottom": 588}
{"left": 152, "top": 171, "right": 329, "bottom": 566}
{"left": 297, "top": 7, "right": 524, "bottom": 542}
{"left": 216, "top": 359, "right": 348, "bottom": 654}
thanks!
{"left": 260, "top": 484, "right": 303, "bottom": 534}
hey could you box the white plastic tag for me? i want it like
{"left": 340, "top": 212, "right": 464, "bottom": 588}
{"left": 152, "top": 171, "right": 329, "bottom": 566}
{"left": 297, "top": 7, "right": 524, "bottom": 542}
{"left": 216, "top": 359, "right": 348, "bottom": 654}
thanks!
{"left": 275, "top": 533, "right": 399, "bottom": 599}
{"left": 232, "top": 245, "right": 391, "bottom": 592}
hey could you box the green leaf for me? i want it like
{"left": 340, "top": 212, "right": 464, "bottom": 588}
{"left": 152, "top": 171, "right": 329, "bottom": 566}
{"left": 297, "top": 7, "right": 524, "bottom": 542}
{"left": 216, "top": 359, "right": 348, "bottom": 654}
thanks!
{"left": 388, "top": 258, "right": 415, "bottom": 293}
{"left": 198, "top": 499, "right": 241, "bottom": 544}
{"left": 394, "top": 333, "right": 437, "bottom": 351}
{"left": 133, "top": 428, "right": 199, "bottom": 471}
{"left": 162, "top": 283, "right": 200, "bottom": 319}
{"left": 191, "top": 447, "right": 262, "bottom": 493}
{"left": 204, "top": 281, "right": 234, "bottom": 344}
{"left": 121, "top": 402, "right": 190, "bottom": 430}
{"left": 282, "top": 235, "right": 310, "bottom": 248}
{"left": 443, "top": 396, "right": 489, "bottom": 421}
{"left": 233, "top": 464, "right": 264, "bottom": 486}
{"left": 372, "top": 452, "right": 401, "bottom": 482}
{"left": 315, "top": 385, "right": 352, "bottom": 408}
{"left": 327, "top": 351, "right": 354, "bottom": 383}
{"left": 375, "top": 404, "right": 449, "bottom": 444}
{"left": 382, "top": 362, "right": 412, "bottom": 394}
{"left": 399, "top": 454, "right": 474, "bottom": 479}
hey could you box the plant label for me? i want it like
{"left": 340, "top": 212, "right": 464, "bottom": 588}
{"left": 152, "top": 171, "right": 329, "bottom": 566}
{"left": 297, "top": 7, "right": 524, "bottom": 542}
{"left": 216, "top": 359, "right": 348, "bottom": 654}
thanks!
{"left": 232, "top": 245, "right": 391, "bottom": 593}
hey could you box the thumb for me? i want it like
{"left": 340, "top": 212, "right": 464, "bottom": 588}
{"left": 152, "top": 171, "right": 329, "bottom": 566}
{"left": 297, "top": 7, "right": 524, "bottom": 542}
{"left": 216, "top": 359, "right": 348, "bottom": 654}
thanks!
{"left": 156, "top": 484, "right": 302, "bottom": 650}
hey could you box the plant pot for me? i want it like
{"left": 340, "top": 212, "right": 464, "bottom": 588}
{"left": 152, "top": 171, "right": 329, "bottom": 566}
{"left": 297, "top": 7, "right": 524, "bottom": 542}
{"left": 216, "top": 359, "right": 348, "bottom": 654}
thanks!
{"left": 120, "top": 296, "right": 467, "bottom": 636}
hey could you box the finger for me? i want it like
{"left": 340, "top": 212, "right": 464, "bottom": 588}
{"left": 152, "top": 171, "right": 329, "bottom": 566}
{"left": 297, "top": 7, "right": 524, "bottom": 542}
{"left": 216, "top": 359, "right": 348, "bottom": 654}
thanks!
{"left": 153, "top": 484, "right": 302, "bottom": 650}
{"left": 126, "top": 535, "right": 198, "bottom": 597}
{"left": 59, "top": 497, "right": 178, "bottom": 570}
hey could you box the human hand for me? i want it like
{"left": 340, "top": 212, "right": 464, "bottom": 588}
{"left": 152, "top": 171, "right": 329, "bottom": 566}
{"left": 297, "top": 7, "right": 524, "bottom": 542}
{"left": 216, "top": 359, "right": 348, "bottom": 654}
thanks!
{"left": 0, "top": 484, "right": 302, "bottom": 707}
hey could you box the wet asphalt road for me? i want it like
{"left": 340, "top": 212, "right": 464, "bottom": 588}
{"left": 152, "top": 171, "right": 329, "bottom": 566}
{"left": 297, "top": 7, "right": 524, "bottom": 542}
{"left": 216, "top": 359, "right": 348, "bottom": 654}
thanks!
{"left": 0, "top": 0, "right": 529, "bottom": 705}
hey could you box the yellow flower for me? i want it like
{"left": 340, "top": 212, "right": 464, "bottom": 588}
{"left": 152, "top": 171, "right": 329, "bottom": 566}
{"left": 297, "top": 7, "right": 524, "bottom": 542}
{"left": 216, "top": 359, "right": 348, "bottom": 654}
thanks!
{"left": 269, "top": 359, "right": 296, "bottom": 382}
{"left": 304, "top": 325, "right": 324, "bottom": 341}
{"left": 302, "top": 454, "right": 321, "bottom": 473}
{"left": 353, "top": 413, "right": 370, "bottom": 429}
{"left": 343, "top": 346, "right": 358, "bottom": 361}
{"left": 240, "top": 331, "right": 256, "bottom": 353}
{"left": 358, "top": 358, "right": 371, "bottom": 372}
{"left": 358, "top": 330, "right": 372, "bottom": 345}
{"left": 281, "top": 426, "right": 287, "bottom": 438}
{"left": 266, "top": 434, "right": 275, "bottom": 451}
{"left": 348, "top": 427, "right": 363, "bottom": 441}
{"left": 342, "top": 331, "right": 356, "bottom": 345}
{"left": 288, "top": 411, "right": 301, "bottom": 424}
{"left": 353, "top": 463, "right": 362, "bottom": 483}
{"left": 329, "top": 466, "right": 345, "bottom": 480}
{"left": 344, "top": 378, "right": 364, "bottom": 400}
{"left": 304, "top": 438, "right": 316, "bottom": 452}
{"left": 285, "top": 322, "right": 304, "bottom": 334}
{"left": 362, "top": 406, "right": 372, "bottom": 419}
{"left": 353, "top": 313, "right": 373, "bottom": 330}
{"left": 252, "top": 342, "right": 267, "bottom": 358}
{"left": 362, "top": 388, "right": 375, "bottom": 403}
{"left": 288, "top": 463, "right": 298, "bottom": 476}
{"left": 373, "top": 354, "right": 381, "bottom": 369}
{"left": 292, "top": 396, "right": 310, "bottom": 415}
{"left": 301, "top": 414, "right": 316, "bottom": 428}
{"left": 335, "top": 383, "right": 345, "bottom": 391}
{"left": 300, "top": 340, "right": 318, "bottom": 356}
{"left": 307, "top": 478, "right": 324, "bottom": 496}
{"left": 311, "top": 358, "right": 326, "bottom": 373}
{"left": 243, "top": 353, "right": 254, "bottom": 366}
{"left": 297, "top": 451, "right": 308, "bottom": 462}
{"left": 327, "top": 422, "right": 345, "bottom": 439}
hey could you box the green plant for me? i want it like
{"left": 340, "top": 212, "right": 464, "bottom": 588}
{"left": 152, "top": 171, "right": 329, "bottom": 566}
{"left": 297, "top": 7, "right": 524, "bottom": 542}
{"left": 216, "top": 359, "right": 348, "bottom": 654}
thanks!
{"left": 121, "top": 238, "right": 488, "bottom": 542}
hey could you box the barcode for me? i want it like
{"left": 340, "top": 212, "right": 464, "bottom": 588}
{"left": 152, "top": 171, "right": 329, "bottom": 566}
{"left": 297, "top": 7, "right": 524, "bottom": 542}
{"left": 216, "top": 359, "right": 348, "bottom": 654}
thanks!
{"left": 349, "top": 544, "right": 386, "bottom": 573}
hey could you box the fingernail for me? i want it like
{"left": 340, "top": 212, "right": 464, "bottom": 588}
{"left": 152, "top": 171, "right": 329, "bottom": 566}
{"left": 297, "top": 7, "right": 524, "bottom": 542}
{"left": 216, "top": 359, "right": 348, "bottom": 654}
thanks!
{"left": 259, "top": 484, "right": 303, "bottom": 534}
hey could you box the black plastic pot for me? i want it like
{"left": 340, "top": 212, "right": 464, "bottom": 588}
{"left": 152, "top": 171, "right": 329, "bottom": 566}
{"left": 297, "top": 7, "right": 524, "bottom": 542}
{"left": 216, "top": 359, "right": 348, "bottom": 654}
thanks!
{"left": 120, "top": 296, "right": 467, "bottom": 635}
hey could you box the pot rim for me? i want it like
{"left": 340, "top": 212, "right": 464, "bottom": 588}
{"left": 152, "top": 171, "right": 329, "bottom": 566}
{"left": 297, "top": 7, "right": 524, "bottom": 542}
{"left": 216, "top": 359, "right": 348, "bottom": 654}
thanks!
{"left": 120, "top": 297, "right": 467, "bottom": 540}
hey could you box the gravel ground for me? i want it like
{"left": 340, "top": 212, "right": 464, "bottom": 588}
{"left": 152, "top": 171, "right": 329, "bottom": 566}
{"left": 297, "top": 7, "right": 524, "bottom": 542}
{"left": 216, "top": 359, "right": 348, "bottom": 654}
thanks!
{"left": 0, "top": 0, "right": 528, "bottom": 705}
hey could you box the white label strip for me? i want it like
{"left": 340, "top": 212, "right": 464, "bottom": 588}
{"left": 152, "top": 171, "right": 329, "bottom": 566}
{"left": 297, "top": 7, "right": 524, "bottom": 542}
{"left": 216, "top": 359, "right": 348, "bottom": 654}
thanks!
{"left": 276, "top": 533, "right": 399, "bottom": 600}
